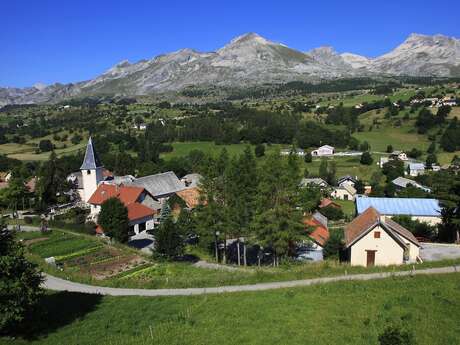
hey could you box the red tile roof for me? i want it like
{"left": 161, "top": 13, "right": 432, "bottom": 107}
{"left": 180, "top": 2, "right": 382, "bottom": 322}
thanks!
{"left": 304, "top": 217, "right": 329, "bottom": 246}
{"left": 88, "top": 184, "right": 145, "bottom": 205}
{"left": 344, "top": 207, "right": 380, "bottom": 247}
{"left": 126, "top": 203, "right": 155, "bottom": 221}
{"left": 344, "top": 207, "right": 419, "bottom": 248}
{"left": 319, "top": 198, "right": 341, "bottom": 209}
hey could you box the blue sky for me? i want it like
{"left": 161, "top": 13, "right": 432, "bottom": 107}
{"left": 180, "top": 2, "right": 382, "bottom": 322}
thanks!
{"left": 1, "top": 0, "right": 459, "bottom": 87}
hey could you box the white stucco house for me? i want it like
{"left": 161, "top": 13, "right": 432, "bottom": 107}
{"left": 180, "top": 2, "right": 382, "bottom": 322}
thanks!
{"left": 331, "top": 184, "right": 357, "bottom": 201}
{"left": 311, "top": 145, "right": 335, "bottom": 157}
{"left": 408, "top": 163, "right": 425, "bottom": 177}
{"left": 337, "top": 175, "right": 357, "bottom": 188}
{"left": 345, "top": 207, "right": 421, "bottom": 267}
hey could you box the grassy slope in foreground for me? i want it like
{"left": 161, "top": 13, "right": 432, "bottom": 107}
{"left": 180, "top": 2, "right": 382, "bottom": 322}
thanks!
{"left": 4, "top": 274, "right": 460, "bottom": 345}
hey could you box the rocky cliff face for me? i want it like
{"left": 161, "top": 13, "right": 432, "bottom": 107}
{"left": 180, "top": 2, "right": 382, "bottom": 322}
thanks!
{"left": 1, "top": 32, "right": 459, "bottom": 106}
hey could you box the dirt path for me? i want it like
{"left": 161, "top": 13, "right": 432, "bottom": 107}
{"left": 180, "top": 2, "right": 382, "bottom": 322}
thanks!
{"left": 43, "top": 265, "right": 460, "bottom": 297}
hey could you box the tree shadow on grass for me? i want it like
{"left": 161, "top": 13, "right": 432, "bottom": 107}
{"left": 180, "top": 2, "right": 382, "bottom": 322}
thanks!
{"left": 19, "top": 291, "right": 103, "bottom": 340}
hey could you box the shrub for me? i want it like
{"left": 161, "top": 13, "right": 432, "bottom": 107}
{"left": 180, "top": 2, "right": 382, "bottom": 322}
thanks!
{"left": 84, "top": 221, "right": 97, "bottom": 235}
{"left": 378, "top": 325, "right": 416, "bottom": 345}
{"left": 360, "top": 151, "right": 373, "bottom": 165}
{"left": 323, "top": 228, "right": 344, "bottom": 259}
{"left": 254, "top": 144, "right": 265, "bottom": 157}
{"left": 319, "top": 205, "right": 344, "bottom": 221}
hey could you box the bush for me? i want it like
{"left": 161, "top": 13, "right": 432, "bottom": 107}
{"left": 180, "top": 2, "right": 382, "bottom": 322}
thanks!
{"left": 254, "top": 144, "right": 265, "bottom": 157}
{"left": 319, "top": 205, "right": 344, "bottom": 221}
{"left": 360, "top": 151, "right": 373, "bottom": 165}
{"left": 378, "top": 325, "right": 416, "bottom": 345}
{"left": 323, "top": 228, "right": 344, "bottom": 259}
{"left": 84, "top": 221, "right": 97, "bottom": 235}
{"left": 38, "top": 139, "right": 53, "bottom": 152}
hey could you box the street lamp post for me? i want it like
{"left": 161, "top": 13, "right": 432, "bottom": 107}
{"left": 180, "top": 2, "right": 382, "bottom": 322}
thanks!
{"left": 214, "top": 230, "right": 220, "bottom": 262}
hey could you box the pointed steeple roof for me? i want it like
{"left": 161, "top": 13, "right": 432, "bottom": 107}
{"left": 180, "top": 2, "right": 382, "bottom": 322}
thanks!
{"left": 80, "top": 137, "right": 103, "bottom": 170}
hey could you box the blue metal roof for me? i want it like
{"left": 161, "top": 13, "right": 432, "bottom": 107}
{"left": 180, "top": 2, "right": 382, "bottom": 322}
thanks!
{"left": 356, "top": 196, "right": 441, "bottom": 217}
{"left": 80, "top": 137, "right": 103, "bottom": 170}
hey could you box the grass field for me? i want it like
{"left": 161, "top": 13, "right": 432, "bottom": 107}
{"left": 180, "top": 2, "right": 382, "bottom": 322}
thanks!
{"left": 334, "top": 199, "right": 356, "bottom": 217}
{"left": 4, "top": 273, "right": 460, "bottom": 345}
{"left": 304, "top": 155, "right": 381, "bottom": 182}
{"left": 161, "top": 141, "right": 282, "bottom": 160}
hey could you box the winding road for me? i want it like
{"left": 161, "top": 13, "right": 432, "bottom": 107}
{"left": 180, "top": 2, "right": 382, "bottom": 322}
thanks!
{"left": 43, "top": 265, "right": 460, "bottom": 297}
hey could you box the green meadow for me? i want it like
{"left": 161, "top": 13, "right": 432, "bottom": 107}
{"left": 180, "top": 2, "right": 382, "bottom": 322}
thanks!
{"left": 3, "top": 273, "right": 460, "bottom": 345}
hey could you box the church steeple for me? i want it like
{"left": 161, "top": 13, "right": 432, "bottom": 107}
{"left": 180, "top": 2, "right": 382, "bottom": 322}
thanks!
{"left": 81, "top": 137, "right": 104, "bottom": 202}
{"left": 80, "top": 137, "right": 103, "bottom": 170}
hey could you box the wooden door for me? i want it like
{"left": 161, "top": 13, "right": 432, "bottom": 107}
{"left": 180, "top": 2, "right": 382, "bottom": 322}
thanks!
{"left": 366, "top": 250, "right": 376, "bottom": 267}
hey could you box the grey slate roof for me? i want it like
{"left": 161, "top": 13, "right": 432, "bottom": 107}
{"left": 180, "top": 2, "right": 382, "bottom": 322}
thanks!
{"left": 392, "top": 177, "right": 431, "bottom": 192}
{"left": 130, "top": 171, "right": 183, "bottom": 197}
{"left": 80, "top": 137, "right": 103, "bottom": 170}
{"left": 300, "top": 178, "right": 328, "bottom": 187}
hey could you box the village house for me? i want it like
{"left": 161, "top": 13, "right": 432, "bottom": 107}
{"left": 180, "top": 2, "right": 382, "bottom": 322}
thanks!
{"left": 390, "top": 151, "right": 408, "bottom": 161}
{"left": 300, "top": 177, "right": 329, "bottom": 189}
{"left": 408, "top": 162, "right": 425, "bottom": 177}
{"left": 0, "top": 171, "right": 12, "bottom": 189}
{"left": 331, "top": 184, "right": 357, "bottom": 201}
{"left": 345, "top": 207, "right": 421, "bottom": 267}
{"left": 311, "top": 145, "right": 335, "bottom": 157}
{"left": 337, "top": 175, "right": 357, "bottom": 188}
{"left": 355, "top": 196, "right": 441, "bottom": 225}
{"left": 88, "top": 184, "right": 159, "bottom": 235}
{"left": 299, "top": 212, "right": 329, "bottom": 261}
{"left": 391, "top": 176, "right": 431, "bottom": 193}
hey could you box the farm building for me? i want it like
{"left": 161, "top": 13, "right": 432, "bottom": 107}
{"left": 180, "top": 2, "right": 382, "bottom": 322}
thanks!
{"left": 391, "top": 177, "right": 431, "bottom": 193}
{"left": 345, "top": 207, "right": 421, "bottom": 267}
{"left": 311, "top": 145, "right": 334, "bottom": 157}
{"left": 355, "top": 196, "right": 441, "bottom": 225}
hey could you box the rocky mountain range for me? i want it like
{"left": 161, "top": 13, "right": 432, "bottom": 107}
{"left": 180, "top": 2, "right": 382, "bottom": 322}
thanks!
{"left": 1, "top": 32, "right": 459, "bottom": 106}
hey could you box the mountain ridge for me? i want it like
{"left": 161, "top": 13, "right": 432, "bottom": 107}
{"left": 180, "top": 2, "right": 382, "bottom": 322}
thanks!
{"left": 1, "top": 32, "right": 459, "bottom": 106}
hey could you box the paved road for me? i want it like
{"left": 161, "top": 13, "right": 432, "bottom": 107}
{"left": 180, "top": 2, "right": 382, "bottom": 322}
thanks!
{"left": 43, "top": 265, "right": 460, "bottom": 297}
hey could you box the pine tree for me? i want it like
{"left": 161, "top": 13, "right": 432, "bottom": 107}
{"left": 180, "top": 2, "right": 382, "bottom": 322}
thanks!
{"left": 154, "top": 213, "right": 184, "bottom": 260}
{"left": 0, "top": 226, "right": 43, "bottom": 334}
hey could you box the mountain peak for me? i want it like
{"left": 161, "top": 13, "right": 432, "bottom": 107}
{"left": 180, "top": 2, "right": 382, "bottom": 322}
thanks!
{"left": 229, "top": 32, "right": 272, "bottom": 45}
